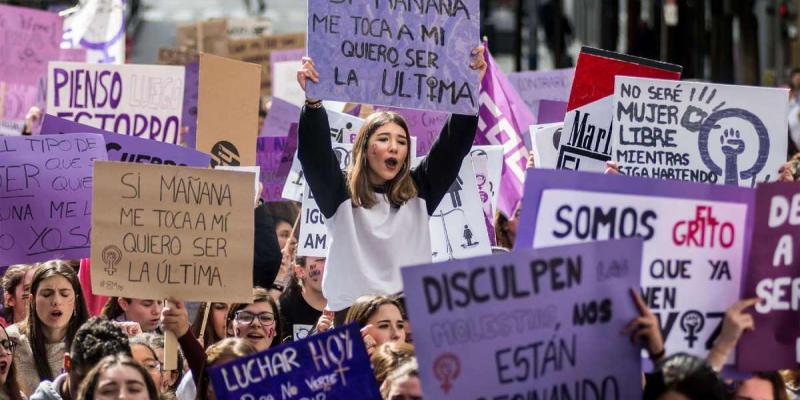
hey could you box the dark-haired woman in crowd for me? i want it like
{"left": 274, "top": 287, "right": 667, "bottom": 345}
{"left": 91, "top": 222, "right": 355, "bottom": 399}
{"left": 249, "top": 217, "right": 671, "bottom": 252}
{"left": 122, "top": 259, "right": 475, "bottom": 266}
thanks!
{"left": 7, "top": 260, "right": 89, "bottom": 395}
{"left": 190, "top": 302, "right": 229, "bottom": 350}
{"left": 280, "top": 256, "right": 326, "bottom": 341}
{"left": 345, "top": 295, "right": 407, "bottom": 355}
{"left": 76, "top": 354, "right": 159, "bottom": 400}
{"left": 0, "top": 324, "right": 23, "bottom": 400}
{"left": 2, "top": 264, "right": 35, "bottom": 327}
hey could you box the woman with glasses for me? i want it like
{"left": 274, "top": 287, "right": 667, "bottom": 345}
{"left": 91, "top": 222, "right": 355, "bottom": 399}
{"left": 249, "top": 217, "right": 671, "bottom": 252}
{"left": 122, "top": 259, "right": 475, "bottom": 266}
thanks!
{"left": 0, "top": 325, "right": 23, "bottom": 400}
{"left": 162, "top": 288, "right": 282, "bottom": 400}
{"left": 128, "top": 336, "right": 163, "bottom": 395}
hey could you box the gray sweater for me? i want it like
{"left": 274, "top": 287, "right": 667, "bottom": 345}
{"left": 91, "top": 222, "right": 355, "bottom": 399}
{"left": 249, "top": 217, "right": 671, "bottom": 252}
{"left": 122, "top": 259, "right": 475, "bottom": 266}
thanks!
{"left": 29, "top": 374, "right": 67, "bottom": 400}
{"left": 6, "top": 325, "right": 65, "bottom": 396}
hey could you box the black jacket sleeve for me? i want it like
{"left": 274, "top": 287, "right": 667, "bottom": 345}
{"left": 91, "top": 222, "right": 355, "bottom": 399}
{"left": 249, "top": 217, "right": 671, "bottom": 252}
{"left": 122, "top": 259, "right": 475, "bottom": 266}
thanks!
{"left": 412, "top": 113, "right": 479, "bottom": 215}
{"left": 297, "top": 105, "right": 348, "bottom": 219}
{"left": 253, "top": 202, "right": 281, "bottom": 288}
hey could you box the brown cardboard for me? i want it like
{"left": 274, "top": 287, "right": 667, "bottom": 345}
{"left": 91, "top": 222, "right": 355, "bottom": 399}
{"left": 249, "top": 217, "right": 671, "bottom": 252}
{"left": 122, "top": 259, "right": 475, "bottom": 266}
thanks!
{"left": 227, "top": 32, "right": 305, "bottom": 97}
{"left": 157, "top": 47, "right": 199, "bottom": 66}
{"left": 196, "top": 53, "right": 261, "bottom": 167}
{"left": 91, "top": 161, "right": 254, "bottom": 303}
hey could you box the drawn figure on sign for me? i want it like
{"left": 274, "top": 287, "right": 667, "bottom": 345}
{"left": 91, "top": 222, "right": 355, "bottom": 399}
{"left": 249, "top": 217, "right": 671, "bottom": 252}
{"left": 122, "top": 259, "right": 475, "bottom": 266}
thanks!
{"left": 680, "top": 310, "right": 705, "bottom": 349}
{"left": 698, "top": 108, "right": 770, "bottom": 186}
{"left": 210, "top": 141, "right": 241, "bottom": 167}
{"left": 333, "top": 146, "right": 351, "bottom": 169}
{"left": 680, "top": 86, "right": 723, "bottom": 133}
{"left": 447, "top": 176, "right": 464, "bottom": 208}
{"left": 74, "top": 0, "right": 126, "bottom": 64}
{"left": 433, "top": 352, "right": 461, "bottom": 394}
{"left": 101, "top": 245, "right": 123, "bottom": 276}
{"left": 0, "top": 234, "right": 13, "bottom": 251}
{"left": 17, "top": 47, "right": 43, "bottom": 69}
{"left": 331, "top": 122, "right": 354, "bottom": 143}
{"left": 461, "top": 225, "right": 478, "bottom": 248}
{"left": 475, "top": 174, "right": 489, "bottom": 203}
{"left": 431, "top": 209, "right": 467, "bottom": 260}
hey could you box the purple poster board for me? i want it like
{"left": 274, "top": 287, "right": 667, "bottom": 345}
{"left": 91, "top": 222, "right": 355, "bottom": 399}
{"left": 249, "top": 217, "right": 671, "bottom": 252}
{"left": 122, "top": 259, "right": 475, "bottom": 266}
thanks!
{"left": 537, "top": 99, "right": 568, "bottom": 124}
{"left": 739, "top": 182, "right": 800, "bottom": 371}
{"left": 260, "top": 97, "right": 301, "bottom": 137}
{"left": 516, "top": 169, "right": 755, "bottom": 361}
{"left": 181, "top": 62, "right": 199, "bottom": 148}
{"left": 209, "top": 324, "right": 381, "bottom": 400}
{"left": 40, "top": 114, "right": 211, "bottom": 167}
{"left": 306, "top": 0, "right": 480, "bottom": 113}
{"left": 507, "top": 68, "right": 574, "bottom": 115}
{"left": 402, "top": 239, "right": 644, "bottom": 399}
{"left": 0, "top": 133, "right": 107, "bottom": 265}
{"left": 257, "top": 123, "right": 298, "bottom": 201}
{"left": 0, "top": 5, "right": 63, "bottom": 85}
{"left": 374, "top": 105, "right": 447, "bottom": 155}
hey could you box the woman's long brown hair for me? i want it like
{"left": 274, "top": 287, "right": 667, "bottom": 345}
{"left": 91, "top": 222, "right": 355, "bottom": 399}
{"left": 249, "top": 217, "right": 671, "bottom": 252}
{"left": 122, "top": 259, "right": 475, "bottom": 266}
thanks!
{"left": 348, "top": 111, "right": 417, "bottom": 208}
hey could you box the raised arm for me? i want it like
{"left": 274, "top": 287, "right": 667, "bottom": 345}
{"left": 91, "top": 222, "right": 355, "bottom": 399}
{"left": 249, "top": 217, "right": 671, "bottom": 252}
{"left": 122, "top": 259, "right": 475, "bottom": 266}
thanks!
{"left": 296, "top": 57, "right": 348, "bottom": 219}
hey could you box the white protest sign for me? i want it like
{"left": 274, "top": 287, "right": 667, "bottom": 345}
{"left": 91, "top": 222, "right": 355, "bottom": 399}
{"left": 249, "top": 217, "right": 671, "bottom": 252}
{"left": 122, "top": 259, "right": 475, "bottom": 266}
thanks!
{"left": 531, "top": 187, "right": 748, "bottom": 359}
{"left": 298, "top": 142, "right": 352, "bottom": 257}
{"left": 469, "top": 145, "right": 503, "bottom": 213}
{"left": 282, "top": 111, "right": 365, "bottom": 202}
{"left": 429, "top": 157, "right": 491, "bottom": 262}
{"left": 47, "top": 62, "right": 185, "bottom": 144}
{"left": 530, "top": 122, "right": 563, "bottom": 169}
{"left": 612, "top": 77, "right": 788, "bottom": 187}
{"left": 62, "top": 0, "right": 126, "bottom": 64}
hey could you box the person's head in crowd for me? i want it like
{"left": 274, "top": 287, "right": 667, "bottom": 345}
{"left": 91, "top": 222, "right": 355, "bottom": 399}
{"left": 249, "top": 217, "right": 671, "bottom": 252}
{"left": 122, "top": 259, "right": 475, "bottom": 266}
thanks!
{"left": 380, "top": 357, "right": 422, "bottom": 400}
{"left": 733, "top": 372, "right": 788, "bottom": 400}
{"left": 0, "top": 324, "right": 23, "bottom": 400}
{"left": 647, "top": 353, "right": 728, "bottom": 400}
{"left": 790, "top": 67, "right": 800, "bottom": 94}
{"left": 349, "top": 111, "right": 415, "bottom": 208}
{"left": 27, "top": 260, "right": 89, "bottom": 380}
{"left": 2, "top": 264, "right": 35, "bottom": 325}
{"left": 345, "top": 295, "right": 407, "bottom": 347}
{"left": 101, "top": 298, "right": 163, "bottom": 332}
{"left": 135, "top": 333, "right": 181, "bottom": 393}
{"left": 228, "top": 288, "right": 282, "bottom": 352}
{"left": 286, "top": 256, "right": 326, "bottom": 297}
{"left": 370, "top": 341, "right": 415, "bottom": 389}
{"left": 198, "top": 338, "right": 257, "bottom": 400}
{"left": 274, "top": 216, "right": 293, "bottom": 250}
{"left": 62, "top": 317, "right": 132, "bottom": 400}
{"left": 191, "top": 302, "right": 229, "bottom": 350}
{"left": 76, "top": 354, "right": 158, "bottom": 400}
{"left": 494, "top": 201, "right": 522, "bottom": 249}
{"left": 128, "top": 336, "right": 162, "bottom": 393}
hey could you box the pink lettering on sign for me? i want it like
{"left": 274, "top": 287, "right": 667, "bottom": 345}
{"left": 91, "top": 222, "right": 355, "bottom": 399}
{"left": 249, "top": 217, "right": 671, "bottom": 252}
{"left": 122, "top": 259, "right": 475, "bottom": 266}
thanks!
{"left": 672, "top": 205, "right": 735, "bottom": 248}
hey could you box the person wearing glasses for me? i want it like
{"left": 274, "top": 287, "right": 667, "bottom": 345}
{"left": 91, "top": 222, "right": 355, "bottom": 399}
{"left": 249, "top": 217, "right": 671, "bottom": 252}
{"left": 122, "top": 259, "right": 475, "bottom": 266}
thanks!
{"left": 161, "top": 288, "right": 282, "bottom": 400}
{"left": 0, "top": 324, "right": 23, "bottom": 400}
{"left": 29, "top": 317, "right": 131, "bottom": 400}
{"left": 128, "top": 337, "right": 163, "bottom": 395}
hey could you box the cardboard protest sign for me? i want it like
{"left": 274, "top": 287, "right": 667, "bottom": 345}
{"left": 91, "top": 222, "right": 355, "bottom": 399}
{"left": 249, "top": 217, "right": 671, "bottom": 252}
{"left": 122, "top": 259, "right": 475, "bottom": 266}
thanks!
{"left": 612, "top": 77, "right": 788, "bottom": 187}
{"left": 90, "top": 162, "right": 254, "bottom": 303}
{"left": 209, "top": 324, "right": 381, "bottom": 400}
{"left": 176, "top": 19, "right": 229, "bottom": 56}
{"left": 429, "top": 157, "right": 491, "bottom": 262}
{"left": 306, "top": 0, "right": 480, "bottom": 113}
{"left": 516, "top": 169, "right": 754, "bottom": 360}
{"left": 739, "top": 182, "right": 800, "bottom": 371}
{"left": 61, "top": 0, "right": 126, "bottom": 64}
{"left": 257, "top": 124, "right": 298, "bottom": 202}
{"left": 0, "top": 5, "right": 63, "bottom": 85}
{"left": 46, "top": 62, "right": 185, "bottom": 144}
{"left": 40, "top": 114, "right": 210, "bottom": 167}
{"left": 227, "top": 32, "right": 306, "bottom": 97}
{"left": 298, "top": 143, "right": 352, "bottom": 257}
{"left": 196, "top": 54, "right": 260, "bottom": 167}
{"left": 260, "top": 97, "right": 301, "bottom": 137}
{"left": 557, "top": 47, "right": 682, "bottom": 172}
{"left": 470, "top": 145, "right": 503, "bottom": 215}
{"left": 402, "top": 239, "right": 643, "bottom": 399}
{"left": 157, "top": 48, "right": 199, "bottom": 66}
{"left": 0, "top": 133, "right": 107, "bottom": 265}
{"left": 530, "top": 122, "right": 564, "bottom": 169}
{"left": 225, "top": 16, "right": 272, "bottom": 39}
{"left": 271, "top": 49, "right": 306, "bottom": 106}
{"left": 507, "top": 68, "right": 574, "bottom": 116}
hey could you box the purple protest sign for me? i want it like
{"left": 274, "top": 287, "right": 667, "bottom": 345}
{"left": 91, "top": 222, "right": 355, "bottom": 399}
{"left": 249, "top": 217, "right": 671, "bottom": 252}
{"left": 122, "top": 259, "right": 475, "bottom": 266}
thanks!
{"left": 507, "top": 68, "right": 574, "bottom": 116}
{"left": 181, "top": 62, "right": 199, "bottom": 148}
{"left": 40, "top": 114, "right": 210, "bottom": 167}
{"left": 0, "top": 133, "right": 107, "bottom": 265}
{"left": 402, "top": 239, "right": 643, "bottom": 399}
{"left": 306, "top": 0, "right": 480, "bottom": 113}
{"left": 374, "top": 105, "right": 447, "bottom": 155}
{"left": 516, "top": 169, "right": 755, "bottom": 361}
{"left": 0, "top": 5, "right": 63, "bottom": 85}
{"left": 260, "top": 97, "right": 302, "bottom": 137}
{"left": 257, "top": 123, "right": 298, "bottom": 201}
{"left": 739, "top": 182, "right": 800, "bottom": 371}
{"left": 537, "top": 99, "right": 568, "bottom": 124}
{"left": 58, "top": 48, "right": 87, "bottom": 62}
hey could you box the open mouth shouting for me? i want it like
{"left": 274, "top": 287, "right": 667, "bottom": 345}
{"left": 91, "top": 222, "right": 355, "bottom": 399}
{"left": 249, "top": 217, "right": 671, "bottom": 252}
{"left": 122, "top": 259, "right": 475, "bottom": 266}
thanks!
{"left": 385, "top": 157, "right": 400, "bottom": 171}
